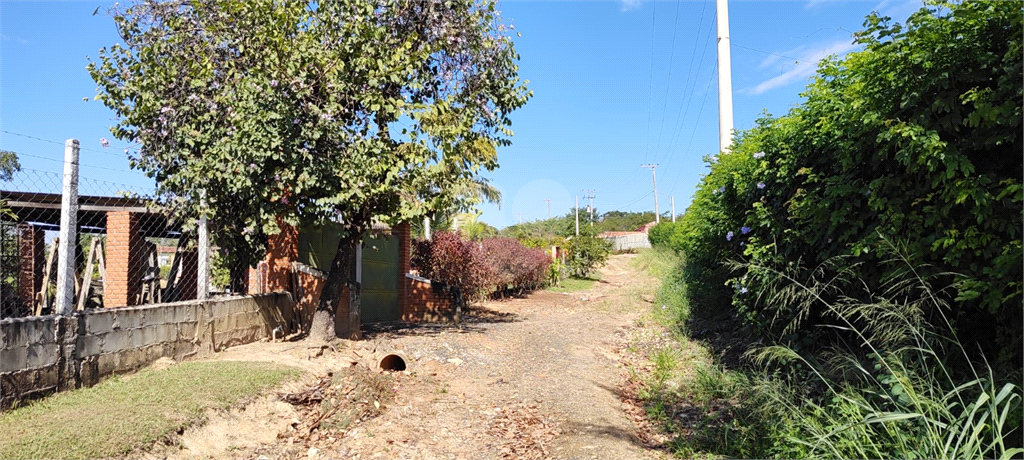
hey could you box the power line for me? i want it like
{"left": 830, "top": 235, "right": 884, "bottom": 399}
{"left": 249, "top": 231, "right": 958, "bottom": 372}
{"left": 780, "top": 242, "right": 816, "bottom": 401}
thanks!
{"left": 641, "top": 0, "right": 657, "bottom": 164}
{"left": 652, "top": 0, "right": 682, "bottom": 162}
{"left": 7, "top": 151, "right": 148, "bottom": 177}
{"left": 2, "top": 129, "right": 133, "bottom": 158}
{"left": 654, "top": 2, "right": 714, "bottom": 170}
{"left": 730, "top": 43, "right": 801, "bottom": 62}
{"left": 667, "top": 70, "right": 716, "bottom": 196}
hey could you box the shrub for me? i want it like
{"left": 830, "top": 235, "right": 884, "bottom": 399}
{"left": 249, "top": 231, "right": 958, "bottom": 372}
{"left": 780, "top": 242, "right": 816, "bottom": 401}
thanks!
{"left": 480, "top": 237, "right": 549, "bottom": 296}
{"left": 564, "top": 232, "right": 612, "bottom": 278}
{"left": 676, "top": 1, "right": 1023, "bottom": 374}
{"left": 412, "top": 232, "right": 551, "bottom": 304}
{"left": 647, "top": 221, "right": 680, "bottom": 249}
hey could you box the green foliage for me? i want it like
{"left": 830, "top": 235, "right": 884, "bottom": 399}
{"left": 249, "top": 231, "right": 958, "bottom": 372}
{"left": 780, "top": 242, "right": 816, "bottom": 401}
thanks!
{"left": 0, "top": 361, "right": 298, "bottom": 459}
{"left": 676, "top": 1, "right": 1022, "bottom": 373}
{"left": 563, "top": 225, "right": 612, "bottom": 279}
{"left": 594, "top": 210, "right": 657, "bottom": 233}
{"left": 89, "top": 0, "right": 531, "bottom": 326}
{"left": 0, "top": 150, "right": 20, "bottom": 182}
{"left": 744, "top": 254, "right": 1024, "bottom": 460}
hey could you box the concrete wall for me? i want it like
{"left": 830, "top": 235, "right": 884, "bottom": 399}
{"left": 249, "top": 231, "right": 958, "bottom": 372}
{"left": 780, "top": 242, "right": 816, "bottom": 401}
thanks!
{"left": 601, "top": 232, "right": 651, "bottom": 252}
{"left": 0, "top": 293, "right": 294, "bottom": 410}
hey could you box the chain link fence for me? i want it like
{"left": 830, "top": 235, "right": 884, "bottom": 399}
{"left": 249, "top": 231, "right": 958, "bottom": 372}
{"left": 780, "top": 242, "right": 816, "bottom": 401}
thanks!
{"left": 0, "top": 146, "right": 253, "bottom": 320}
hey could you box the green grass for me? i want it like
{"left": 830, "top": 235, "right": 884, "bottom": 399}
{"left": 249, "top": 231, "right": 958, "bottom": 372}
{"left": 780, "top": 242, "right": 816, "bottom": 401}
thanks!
{"left": 546, "top": 276, "right": 598, "bottom": 293}
{"left": 0, "top": 360, "right": 300, "bottom": 459}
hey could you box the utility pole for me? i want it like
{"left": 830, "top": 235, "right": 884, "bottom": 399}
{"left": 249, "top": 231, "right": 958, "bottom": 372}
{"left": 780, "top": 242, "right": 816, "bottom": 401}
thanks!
{"left": 575, "top": 196, "right": 579, "bottom": 236}
{"left": 543, "top": 199, "right": 551, "bottom": 219}
{"left": 517, "top": 212, "right": 523, "bottom": 225}
{"left": 641, "top": 164, "right": 660, "bottom": 223}
{"left": 671, "top": 196, "right": 676, "bottom": 223}
{"left": 717, "top": 0, "right": 735, "bottom": 154}
{"left": 583, "top": 190, "right": 595, "bottom": 226}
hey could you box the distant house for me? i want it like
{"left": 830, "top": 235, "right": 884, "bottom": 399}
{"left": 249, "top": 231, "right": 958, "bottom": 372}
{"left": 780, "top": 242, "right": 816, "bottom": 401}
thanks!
{"left": 598, "top": 221, "right": 655, "bottom": 252}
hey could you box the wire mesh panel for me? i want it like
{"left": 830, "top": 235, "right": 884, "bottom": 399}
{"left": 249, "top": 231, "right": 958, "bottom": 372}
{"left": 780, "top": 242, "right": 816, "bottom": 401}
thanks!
{"left": 1, "top": 168, "right": 204, "bottom": 318}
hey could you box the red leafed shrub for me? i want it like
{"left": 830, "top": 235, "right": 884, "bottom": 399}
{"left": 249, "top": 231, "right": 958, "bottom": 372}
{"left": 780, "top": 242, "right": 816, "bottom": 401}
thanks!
{"left": 412, "top": 231, "right": 490, "bottom": 305}
{"left": 480, "top": 237, "right": 549, "bottom": 297}
{"left": 411, "top": 232, "right": 550, "bottom": 304}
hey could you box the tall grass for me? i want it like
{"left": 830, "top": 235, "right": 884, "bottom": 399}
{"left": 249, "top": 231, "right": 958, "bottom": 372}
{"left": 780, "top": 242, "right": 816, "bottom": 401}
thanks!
{"left": 741, "top": 240, "right": 1024, "bottom": 459}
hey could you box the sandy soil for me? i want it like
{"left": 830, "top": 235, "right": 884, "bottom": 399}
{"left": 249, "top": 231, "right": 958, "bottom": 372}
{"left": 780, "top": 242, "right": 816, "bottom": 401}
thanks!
{"left": 141, "top": 254, "right": 666, "bottom": 460}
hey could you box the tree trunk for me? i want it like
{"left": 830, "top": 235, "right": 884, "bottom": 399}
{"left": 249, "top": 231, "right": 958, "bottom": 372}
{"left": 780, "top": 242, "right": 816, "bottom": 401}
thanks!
{"left": 307, "top": 235, "right": 360, "bottom": 342}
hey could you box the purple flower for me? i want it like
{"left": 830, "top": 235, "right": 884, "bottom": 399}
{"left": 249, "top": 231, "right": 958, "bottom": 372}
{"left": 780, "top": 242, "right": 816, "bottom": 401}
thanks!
{"left": 719, "top": 186, "right": 726, "bottom": 194}
{"left": 99, "top": 138, "right": 110, "bottom": 148}
{"left": 741, "top": 226, "right": 751, "bottom": 235}
{"left": 726, "top": 231, "right": 734, "bottom": 241}
{"left": 753, "top": 151, "right": 765, "bottom": 159}
{"left": 740, "top": 287, "right": 748, "bottom": 294}
{"left": 757, "top": 182, "right": 766, "bottom": 190}
{"left": 281, "top": 195, "right": 289, "bottom": 205}
{"left": 293, "top": 118, "right": 300, "bottom": 125}
{"left": 740, "top": 242, "right": 745, "bottom": 247}
{"left": 270, "top": 79, "right": 278, "bottom": 87}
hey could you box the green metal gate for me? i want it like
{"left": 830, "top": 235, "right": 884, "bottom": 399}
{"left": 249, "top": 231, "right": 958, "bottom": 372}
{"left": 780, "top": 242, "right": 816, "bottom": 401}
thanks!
{"left": 297, "top": 224, "right": 401, "bottom": 324}
{"left": 360, "top": 233, "right": 400, "bottom": 323}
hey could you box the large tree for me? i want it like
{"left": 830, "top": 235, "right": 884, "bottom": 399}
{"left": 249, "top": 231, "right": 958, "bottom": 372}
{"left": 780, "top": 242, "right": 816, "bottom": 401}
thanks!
{"left": 89, "top": 0, "right": 530, "bottom": 341}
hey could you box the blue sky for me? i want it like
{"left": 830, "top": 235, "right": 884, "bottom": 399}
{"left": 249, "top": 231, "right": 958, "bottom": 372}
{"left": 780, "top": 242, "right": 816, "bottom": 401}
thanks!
{"left": 0, "top": 1, "right": 924, "bottom": 228}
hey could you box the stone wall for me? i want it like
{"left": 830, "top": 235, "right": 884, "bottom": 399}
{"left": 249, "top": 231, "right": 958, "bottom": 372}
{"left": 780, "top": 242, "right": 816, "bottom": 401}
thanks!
{"left": 0, "top": 293, "right": 294, "bottom": 410}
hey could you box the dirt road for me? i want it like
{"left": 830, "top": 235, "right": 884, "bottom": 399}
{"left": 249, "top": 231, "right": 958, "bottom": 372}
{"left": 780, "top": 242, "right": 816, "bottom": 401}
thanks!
{"left": 144, "top": 254, "right": 665, "bottom": 460}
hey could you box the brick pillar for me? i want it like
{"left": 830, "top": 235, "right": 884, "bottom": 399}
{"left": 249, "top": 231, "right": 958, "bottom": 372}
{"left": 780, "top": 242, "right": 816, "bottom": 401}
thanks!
{"left": 394, "top": 222, "right": 411, "bottom": 317}
{"left": 17, "top": 223, "right": 44, "bottom": 311}
{"left": 105, "top": 211, "right": 144, "bottom": 308}
{"left": 266, "top": 220, "right": 298, "bottom": 292}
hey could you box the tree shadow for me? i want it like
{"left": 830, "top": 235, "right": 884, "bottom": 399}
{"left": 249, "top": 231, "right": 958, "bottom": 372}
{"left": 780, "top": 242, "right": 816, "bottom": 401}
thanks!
{"left": 361, "top": 304, "right": 520, "bottom": 340}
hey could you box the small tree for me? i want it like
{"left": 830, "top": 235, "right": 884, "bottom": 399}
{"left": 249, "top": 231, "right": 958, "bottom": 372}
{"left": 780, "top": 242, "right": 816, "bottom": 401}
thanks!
{"left": 90, "top": 0, "right": 530, "bottom": 341}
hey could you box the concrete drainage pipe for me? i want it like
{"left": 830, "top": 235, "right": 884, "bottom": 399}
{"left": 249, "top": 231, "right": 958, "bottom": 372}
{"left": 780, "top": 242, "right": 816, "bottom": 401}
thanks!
{"left": 377, "top": 353, "right": 407, "bottom": 371}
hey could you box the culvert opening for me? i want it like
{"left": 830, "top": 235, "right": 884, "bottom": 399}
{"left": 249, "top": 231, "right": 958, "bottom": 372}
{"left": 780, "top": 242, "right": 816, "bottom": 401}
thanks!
{"left": 379, "top": 354, "right": 407, "bottom": 371}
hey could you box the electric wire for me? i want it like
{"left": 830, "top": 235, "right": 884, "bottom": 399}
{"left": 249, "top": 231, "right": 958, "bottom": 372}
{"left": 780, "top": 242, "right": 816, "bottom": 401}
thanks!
{"left": 641, "top": 0, "right": 657, "bottom": 164}
{"left": 652, "top": 0, "right": 682, "bottom": 163}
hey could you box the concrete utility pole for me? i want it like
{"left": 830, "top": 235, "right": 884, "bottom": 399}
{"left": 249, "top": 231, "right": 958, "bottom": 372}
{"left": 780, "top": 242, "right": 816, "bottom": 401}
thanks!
{"left": 543, "top": 199, "right": 551, "bottom": 219}
{"left": 582, "top": 190, "right": 595, "bottom": 226}
{"left": 575, "top": 196, "right": 579, "bottom": 236}
{"left": 671, "top": 196, "right": 676, "bottom": 223}
{"left": 56, "top": 139, "right": 80, "bottom": 315}
{"left": 716, "top": 0, "right": 735, "bottom": 154}
{"left": 641, "top": 164, "right": 660, "bottom": 223}
{"left": 517, "top": 213, "right": 523, "bottom": 225}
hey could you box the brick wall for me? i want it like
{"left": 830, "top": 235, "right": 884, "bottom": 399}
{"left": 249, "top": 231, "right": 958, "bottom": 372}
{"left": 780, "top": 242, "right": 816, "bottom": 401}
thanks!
{"left": 16, "top": 224, "right": 44, "bottom": 312}
{"left": 248, "top": 220, "right": 298, "bottom": 295}
{"left": 0, "top": 293, "right": 294, "bottom": 410}
{"left": 105, "top": 211, "right": 144, "bottom": 308}
{"left": 401, "top": 274, "right": 454, "bottom": 322}
{"left": 397, "top": 222, "right": 454, "bottom": 321}
{"left": 290, "top": 263, "right": 351, "bottom": 337}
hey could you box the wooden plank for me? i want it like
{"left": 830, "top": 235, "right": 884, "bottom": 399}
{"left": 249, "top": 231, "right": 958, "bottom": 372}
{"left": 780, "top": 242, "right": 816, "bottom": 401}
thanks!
{"left": 34, "top": 237, "right": 58, "bottom": 316}
{"left": 77, "top": 239, "right": 99, "bottom": 311}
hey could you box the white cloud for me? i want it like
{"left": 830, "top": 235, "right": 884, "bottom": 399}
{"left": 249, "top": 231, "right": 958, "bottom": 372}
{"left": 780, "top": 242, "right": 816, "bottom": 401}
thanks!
{"left": 804, "top": 0, "right": 827, "bottom": 10}
{"left": 749, "top": 39, "right": 860, "bottom": 95}
{"left": 1, "top": 34, "right": 29, "bottom": 45}
{"left": 873, "top": 0, "right": 927, "bottom": 23}
{"left": 620, "top": 0, "right": 642, "bottom": 12}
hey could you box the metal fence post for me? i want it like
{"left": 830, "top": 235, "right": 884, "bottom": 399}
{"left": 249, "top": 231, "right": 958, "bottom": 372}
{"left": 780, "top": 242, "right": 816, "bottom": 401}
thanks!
{"left": 55, "top": 139, "right": 79, "bottom": 315}
{"left": 197, "top": 191, "right": 209, "bottom": 300}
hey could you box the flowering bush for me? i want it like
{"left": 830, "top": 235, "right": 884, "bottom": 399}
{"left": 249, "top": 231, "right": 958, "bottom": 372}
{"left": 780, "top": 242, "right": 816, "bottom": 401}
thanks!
{"left": 674, "top": 1, "right": 1022, "bottom": 375}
